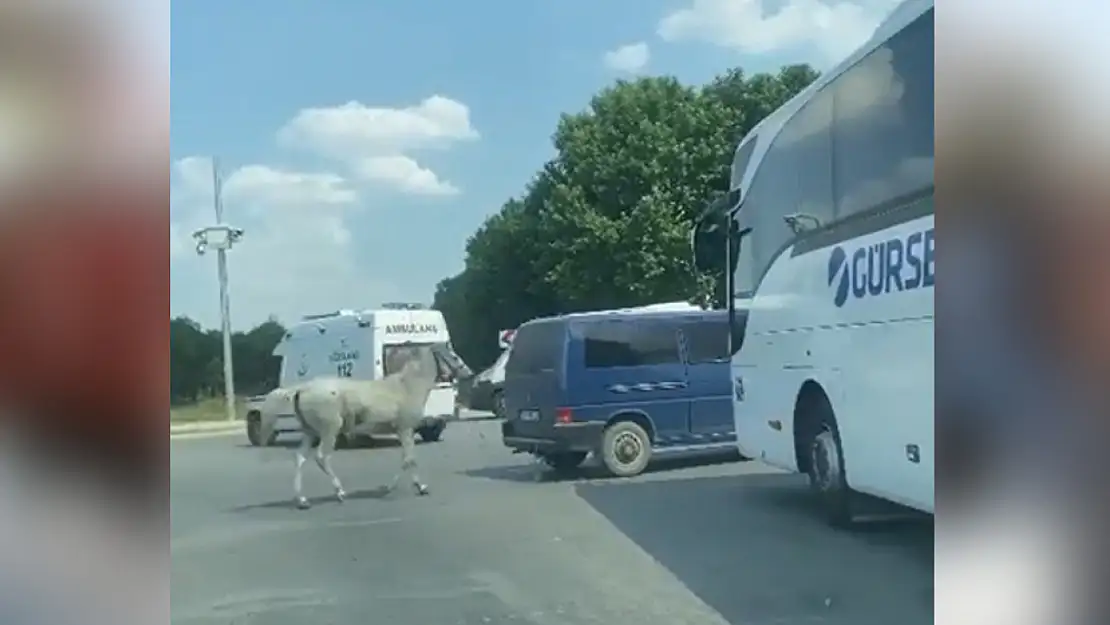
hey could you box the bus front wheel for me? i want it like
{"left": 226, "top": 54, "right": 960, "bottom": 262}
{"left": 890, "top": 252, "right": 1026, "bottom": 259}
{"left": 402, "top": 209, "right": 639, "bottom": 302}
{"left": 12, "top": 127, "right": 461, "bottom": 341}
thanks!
{"left": 806, "top": 415, "right": 854, "bottom": 526}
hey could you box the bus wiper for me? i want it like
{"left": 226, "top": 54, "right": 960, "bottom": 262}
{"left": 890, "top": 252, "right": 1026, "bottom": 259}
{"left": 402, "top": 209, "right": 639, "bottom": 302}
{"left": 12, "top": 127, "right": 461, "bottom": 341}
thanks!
{"left": 783, "top": 213, "right": 822, "bottom": 235}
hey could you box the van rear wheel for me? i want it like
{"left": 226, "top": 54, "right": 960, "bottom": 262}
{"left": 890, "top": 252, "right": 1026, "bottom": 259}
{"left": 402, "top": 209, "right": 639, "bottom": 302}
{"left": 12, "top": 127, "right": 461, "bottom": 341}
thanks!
{"left": 600, "top": 421, "right": 652, "bottom": 478}
{"left": 246, "top": 416, "right": 261, "bottom": 446}
{"left": 246, "top": 412, "right": 276, "bottom": 447}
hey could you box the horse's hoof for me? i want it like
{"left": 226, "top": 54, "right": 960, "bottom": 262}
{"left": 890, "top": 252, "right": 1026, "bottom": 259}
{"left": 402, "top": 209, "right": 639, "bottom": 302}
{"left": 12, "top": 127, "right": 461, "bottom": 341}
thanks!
{"left": 415, "top": 483, "right": 430, "bottom": 496}
{"left": 295, "top": 497, "right": 311, "bottom": 510}
{"left": 335, "top": 490, "right": 346, "bottom": 503}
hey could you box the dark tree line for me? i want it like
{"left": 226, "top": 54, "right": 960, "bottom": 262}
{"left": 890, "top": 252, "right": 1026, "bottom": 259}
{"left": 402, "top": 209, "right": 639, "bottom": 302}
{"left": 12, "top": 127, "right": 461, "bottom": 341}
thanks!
{"left": 170, "top": 316, "right": 285, "bottom": 405}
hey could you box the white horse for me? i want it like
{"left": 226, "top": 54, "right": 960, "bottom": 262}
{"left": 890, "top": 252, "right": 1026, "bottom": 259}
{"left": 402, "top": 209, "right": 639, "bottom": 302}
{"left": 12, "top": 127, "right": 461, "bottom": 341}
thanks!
{"left": 259, "top": 342, "right": 467, "bottom": 510}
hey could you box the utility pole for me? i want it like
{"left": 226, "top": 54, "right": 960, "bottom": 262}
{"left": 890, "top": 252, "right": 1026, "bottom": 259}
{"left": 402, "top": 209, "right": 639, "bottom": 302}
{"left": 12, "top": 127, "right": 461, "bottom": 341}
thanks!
{"left": 192, "top": 158, "right": 244, "bottom": 421}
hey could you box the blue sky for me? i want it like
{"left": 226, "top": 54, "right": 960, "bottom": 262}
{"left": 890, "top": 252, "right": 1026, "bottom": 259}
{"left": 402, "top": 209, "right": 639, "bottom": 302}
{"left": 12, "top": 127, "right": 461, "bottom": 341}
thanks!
{"left": 171, "top": 0, "right": 894, "bottom": 330}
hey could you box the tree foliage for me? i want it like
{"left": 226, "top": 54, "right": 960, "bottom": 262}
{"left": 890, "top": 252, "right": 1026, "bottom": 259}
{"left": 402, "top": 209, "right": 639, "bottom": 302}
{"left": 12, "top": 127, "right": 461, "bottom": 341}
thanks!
{"left": 170, "top": 316, "right": 285, "bottom": 404}
{"left": 436, "top": 64, "right": 818, "bottom": 368}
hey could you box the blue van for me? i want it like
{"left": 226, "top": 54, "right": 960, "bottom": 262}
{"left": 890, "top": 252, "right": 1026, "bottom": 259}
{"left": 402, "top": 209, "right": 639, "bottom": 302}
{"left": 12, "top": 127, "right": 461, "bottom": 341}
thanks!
{"left": 500, "top": 308, "right": 736, "bottom": 477}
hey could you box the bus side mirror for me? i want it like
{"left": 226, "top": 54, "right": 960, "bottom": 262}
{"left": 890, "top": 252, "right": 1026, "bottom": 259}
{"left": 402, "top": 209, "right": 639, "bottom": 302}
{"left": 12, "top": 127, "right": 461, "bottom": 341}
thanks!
{"left": 691, "top": 227, "right": 723, "bottom": 273}
{"left": 691, "top": 192, "right": 732, "bottom": 274}
{"left": 728, "top": 223, "right": 750, "bottom": 276}
{"left": 729, "top": 309, "right": 749, "bottom": 354}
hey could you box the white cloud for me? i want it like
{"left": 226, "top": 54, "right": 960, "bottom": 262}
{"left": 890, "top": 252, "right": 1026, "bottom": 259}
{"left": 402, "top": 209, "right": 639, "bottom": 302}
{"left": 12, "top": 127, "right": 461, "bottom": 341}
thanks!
{"left": 603, "top": 42, "right": 651, "bottom": 73}
{"left": 170, "top": 156, "right": 405, "bottom": 328}
{"left": 657, "top": 0, "right": 899, "bottom": 63}
{"left": 277, "top": 96, "right": 478, "bottom": 157}
{"left": 171, "top": 156, "right": 356, "bottom": 209}
{"left": 223, "top": 165, "right": 358, "bottom": 207}
{"left": 274, "top": 95, "right": 476, "bottom": 196}
{"left": 173, "top": 155, "right": 215, "bottom": 196}
{"left": 355, "top": 156, "right": 459, "bottom": 196}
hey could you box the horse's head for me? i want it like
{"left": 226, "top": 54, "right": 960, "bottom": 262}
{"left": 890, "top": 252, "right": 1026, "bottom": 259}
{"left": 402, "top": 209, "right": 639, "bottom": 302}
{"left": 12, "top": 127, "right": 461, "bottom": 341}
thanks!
{"left": 388, "top": 343, "right": 471, "bottom": 389}
{"left": 431, "top": 343, "right": 472, "bottom": 381}
{"left": 391, "top": 343, "right": 469, "bottom": 383}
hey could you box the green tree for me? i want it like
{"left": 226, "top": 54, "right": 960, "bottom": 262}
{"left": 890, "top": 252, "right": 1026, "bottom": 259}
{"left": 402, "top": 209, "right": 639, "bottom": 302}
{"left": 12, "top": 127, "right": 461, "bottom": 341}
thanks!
{"left": 170, "top": 316, "right": 287, "bottom": 404}
{"left": 435, "top": 64, "right": 818, "bottom": 369}
{"left": 436, "top": 174, "right": 564, "bottom": 368}
{"left": 231, "top": 317, "right": 286, "bottom": 396}
{"left": 170, "top": 316, "right": 212, "bottom": 403}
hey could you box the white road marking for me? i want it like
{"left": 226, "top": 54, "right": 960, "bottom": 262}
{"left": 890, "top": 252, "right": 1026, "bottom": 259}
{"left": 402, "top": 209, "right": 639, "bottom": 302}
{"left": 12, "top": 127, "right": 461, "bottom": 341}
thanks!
{"left": 171, "top": 429, "right": 243, "bottom": 441}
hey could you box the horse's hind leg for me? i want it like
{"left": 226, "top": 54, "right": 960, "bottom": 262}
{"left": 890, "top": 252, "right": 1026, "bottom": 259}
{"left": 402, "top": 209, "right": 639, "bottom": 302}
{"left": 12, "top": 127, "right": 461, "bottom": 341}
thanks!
{"left": 293, "top": 434, "right": 313, "bottom": 510}
{"left": 314, "top": 430, "right": 346, "bottom": 503}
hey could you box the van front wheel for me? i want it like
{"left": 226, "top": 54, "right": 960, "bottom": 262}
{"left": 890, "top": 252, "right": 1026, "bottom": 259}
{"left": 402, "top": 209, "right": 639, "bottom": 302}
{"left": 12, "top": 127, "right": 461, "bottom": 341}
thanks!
{"left": 418, "top": 421, "right": 446, "bottom": 443}
{"left": 600, "top": 421, "right": 652, "bottom": 478}
{"left": 491, "top": 390, "right": 506, "bottom": 419}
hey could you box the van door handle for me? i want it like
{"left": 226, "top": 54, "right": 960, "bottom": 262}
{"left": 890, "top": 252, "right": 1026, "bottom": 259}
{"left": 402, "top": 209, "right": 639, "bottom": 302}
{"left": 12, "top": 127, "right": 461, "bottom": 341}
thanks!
{"left": 606, "top": 381, "right": 687, "bottom": 393}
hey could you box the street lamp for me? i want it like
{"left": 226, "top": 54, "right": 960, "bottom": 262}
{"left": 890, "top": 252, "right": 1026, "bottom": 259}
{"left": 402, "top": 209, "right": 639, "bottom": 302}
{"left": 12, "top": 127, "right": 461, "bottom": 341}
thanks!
{"left": 191, "top": 159, "right": 244, "bottom": 422}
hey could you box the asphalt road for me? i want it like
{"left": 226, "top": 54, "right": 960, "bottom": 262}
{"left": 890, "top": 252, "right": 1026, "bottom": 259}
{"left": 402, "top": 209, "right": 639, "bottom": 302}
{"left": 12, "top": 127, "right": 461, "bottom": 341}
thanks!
{"left": 171, "top": 416, "right": 933, "bottom": 625}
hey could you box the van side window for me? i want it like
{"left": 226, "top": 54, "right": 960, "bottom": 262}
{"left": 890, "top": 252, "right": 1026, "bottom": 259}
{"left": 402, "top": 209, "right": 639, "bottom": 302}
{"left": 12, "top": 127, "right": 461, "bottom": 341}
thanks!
{"left": 505, "top": 322, "right": 561, "bottom": 375}
{"left": 583, "top": 320, "right": 681, "bottom": 368}
{"left": 682, "top": 318, "right": 730, "bottom": 364}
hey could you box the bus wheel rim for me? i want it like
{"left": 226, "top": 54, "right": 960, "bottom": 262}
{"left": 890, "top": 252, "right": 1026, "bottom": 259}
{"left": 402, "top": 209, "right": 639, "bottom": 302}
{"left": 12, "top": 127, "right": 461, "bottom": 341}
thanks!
{"left": 812, "top": 430, "right": 840, "bottom": 491}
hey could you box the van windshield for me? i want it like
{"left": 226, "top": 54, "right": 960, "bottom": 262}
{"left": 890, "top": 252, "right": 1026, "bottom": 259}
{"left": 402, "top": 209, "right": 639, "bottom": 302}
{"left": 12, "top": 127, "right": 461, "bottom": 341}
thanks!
{"left": 505, "top": 321, "right": 562, "bottom": 376}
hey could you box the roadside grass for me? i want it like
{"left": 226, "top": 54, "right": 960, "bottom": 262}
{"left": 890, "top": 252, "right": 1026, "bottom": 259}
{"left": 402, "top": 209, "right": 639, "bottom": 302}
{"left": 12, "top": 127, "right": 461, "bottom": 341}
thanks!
{"left": 170, "top": 396, "right": 247, "bottom": 423}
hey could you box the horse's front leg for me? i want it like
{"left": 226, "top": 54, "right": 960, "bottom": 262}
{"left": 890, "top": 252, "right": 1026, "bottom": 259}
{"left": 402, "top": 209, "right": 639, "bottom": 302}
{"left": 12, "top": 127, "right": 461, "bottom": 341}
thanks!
{"left": 387, "top": 426, "right": 429, "bottom": 496}
{"left": 294, "top": 434, "right": 314, "bottom": 510}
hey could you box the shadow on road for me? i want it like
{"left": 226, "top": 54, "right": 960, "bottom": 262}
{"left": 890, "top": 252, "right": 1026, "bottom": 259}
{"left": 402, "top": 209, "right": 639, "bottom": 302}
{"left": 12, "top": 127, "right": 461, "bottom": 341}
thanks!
{"left": 575, "top": 472, "right": 933, "bottom": 625}
{"left": 236, "top": 437, "right": 411, "bottom": 451}
{"left": 227, "top": 486, "right": 404, "bottom": 512}
{"left": 460, "top": 450, "right": 744, "bottom": 484}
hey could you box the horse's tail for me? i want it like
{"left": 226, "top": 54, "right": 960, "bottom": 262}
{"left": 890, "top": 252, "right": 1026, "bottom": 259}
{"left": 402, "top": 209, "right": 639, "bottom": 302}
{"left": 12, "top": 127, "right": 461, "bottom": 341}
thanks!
{"left": 292, "top": 388, "right": 324, "bottom": 447}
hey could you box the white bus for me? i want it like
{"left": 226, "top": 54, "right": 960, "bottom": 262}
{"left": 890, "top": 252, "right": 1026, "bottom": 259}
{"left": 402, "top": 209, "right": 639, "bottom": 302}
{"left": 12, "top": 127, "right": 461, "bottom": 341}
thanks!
{"left": 245, "top": 304, "right": 464, "bottom": 447}
{"left": 694, "top": 0, "right": 933, "bottom": 524}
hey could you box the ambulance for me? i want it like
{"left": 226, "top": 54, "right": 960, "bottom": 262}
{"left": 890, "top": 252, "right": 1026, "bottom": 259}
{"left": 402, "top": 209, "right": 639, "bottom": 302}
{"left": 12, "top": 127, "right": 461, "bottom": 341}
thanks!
{"left": 245, "top": 304, "right": 465, "bottom": 447}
